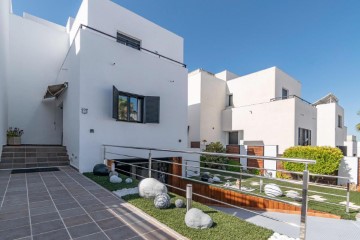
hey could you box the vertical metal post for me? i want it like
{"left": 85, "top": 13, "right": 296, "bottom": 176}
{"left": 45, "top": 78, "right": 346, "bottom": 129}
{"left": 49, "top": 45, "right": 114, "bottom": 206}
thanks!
{"left": 148, "top": 150, "right": 152, "bottom": 178}
{"left": 186, "top": 184, "right": 193, "bottom": 212}
{"left": 185, "top": 160, "right": 188, "bottom": 178}
{"left": 259, "top": 171, "right": 263, "bottom": 193}
{"left": 300, "top": 165, "right": 309, "bottom": 240}
{"left": 346, "top": 180, "right": 350, "bottom": 213}
{"left": 103, "top": 146, "right": 106, "bottom": 161}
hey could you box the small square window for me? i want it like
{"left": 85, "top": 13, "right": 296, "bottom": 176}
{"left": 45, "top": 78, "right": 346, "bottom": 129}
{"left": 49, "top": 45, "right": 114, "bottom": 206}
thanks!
{"left": 282, "top": 88, "right": 289, "bottom": 99}
{"left": 228, "top": 94, "right": 233, "bottom": 107}
{"left": 117, "top": 32, "right": 141, "bottom": 50}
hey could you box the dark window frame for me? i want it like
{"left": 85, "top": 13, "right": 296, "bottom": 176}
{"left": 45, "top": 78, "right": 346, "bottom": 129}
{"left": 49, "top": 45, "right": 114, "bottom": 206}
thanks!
{"left": 282, "top": 88, "right": 289, "bottom": 99}
{"left": 117, "top": 91, "right": 144, "bottom": 123}
{"left": 228, "top": 94, "right": 233, "bottom": 107}
{"left": 298, "top": 128, "right": 311, "bottom": 146}
{"left": 228, "top": 131, "right": 239, "bottom": 145}
{"left": 116, "top": 32, "right": 141, "bottom": 50}
{"left": 338, "top": 115, "right": 343, "bottom": 128}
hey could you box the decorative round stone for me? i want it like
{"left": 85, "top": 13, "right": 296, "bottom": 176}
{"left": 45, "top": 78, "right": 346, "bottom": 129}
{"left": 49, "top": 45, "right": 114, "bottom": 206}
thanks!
{"left": 185, "top": 208, "right": 213, "bottom": 229}
{"left": 212, "top": 176, "right": 221, "bottom": 182}
{"left": 93, "top": 164, "right": 109, "bottom": 176}
{"left": 125, "top": 178, "right": 133, "bottom": 184}
{"left": 154, "top": 193, "right": 171, "bottom": 209}
{"left": 109, "top": 171, "right": 119, "bottom": 177}
{"left": 138, "top": 178, "right": 168, "bottom": 198}
{"left": 264, "top": 183, "right": 283, "bottom": 197}
{"left": 110, "top": 175, "right": 122, "bottom": 183}
{"left": 175, "top": 199, "right": 184, "bottom": 208}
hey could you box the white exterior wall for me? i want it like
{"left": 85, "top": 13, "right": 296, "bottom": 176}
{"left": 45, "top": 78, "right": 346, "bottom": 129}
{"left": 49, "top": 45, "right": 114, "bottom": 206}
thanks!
{"left": 56, "top": 0, "right": 188, "bottom": 173}
{"left": 7, "top": 14, "right": 69, "bottom": 144}
{"left": 227, "top": 67, "right": 301, "bottom": 107}
{"left": 344, "top": 135, "right": 357, "bottom": 157}
{"left": 188, "top": 70, "right": 227, "bottom": 145}
{"left": 0, "top": 0, "right": 10, "bottom": 152}
{"left": 188, "top": 71, "right": 202, "bottom": 144}
{"left": 316, "top": 103, "right": 346, "bottom": 147}
{"left": 223, "top": 98, "right": 316, "bottom": 153}
{"left": 87, "top": 0, "right": 183, "bottom": 63}
{"left": 294, "top": 99, "right": 317, "bottom": 147}
{"left": 200, "top": 72, "right": 226, "bottom": 144}
{"left": 338, "top": 157, "right": 358, "bottom": 185}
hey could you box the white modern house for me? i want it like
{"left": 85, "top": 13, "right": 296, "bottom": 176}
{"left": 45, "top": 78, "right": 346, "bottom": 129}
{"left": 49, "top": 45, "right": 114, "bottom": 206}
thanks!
{"left": 188, "top": 67, "right": 348, "bottom": 154}
{"left": 0, "top": 0, "right": 188, "bottom": 172}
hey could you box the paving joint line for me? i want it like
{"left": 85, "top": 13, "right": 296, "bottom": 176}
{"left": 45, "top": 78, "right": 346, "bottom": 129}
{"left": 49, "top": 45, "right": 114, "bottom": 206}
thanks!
{"left": 25, "top": 173, "right": 34, "bottom": 240}
{"left": 51, "top": 171, "right": 111, "bottom": 240}
{"left": 38, "top": 172, "right": 73, "bottom": 240}
{"left": 0, "top": 172, "right": 12, "bottom": 209}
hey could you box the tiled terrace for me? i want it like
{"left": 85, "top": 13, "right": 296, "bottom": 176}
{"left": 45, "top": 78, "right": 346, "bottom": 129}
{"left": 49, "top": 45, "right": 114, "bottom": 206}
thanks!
{"left": 0, "top": 167, "right": 185, "bottom": 240}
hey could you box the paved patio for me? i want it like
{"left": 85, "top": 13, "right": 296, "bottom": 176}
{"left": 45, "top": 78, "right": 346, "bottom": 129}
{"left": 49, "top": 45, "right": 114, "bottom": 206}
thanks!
{"left": 0, "top": 167, "right": 185, "bottom": 240}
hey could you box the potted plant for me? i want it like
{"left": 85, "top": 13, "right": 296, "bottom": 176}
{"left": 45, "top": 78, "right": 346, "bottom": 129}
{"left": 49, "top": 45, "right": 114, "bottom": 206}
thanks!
{"left": 7, "top": 127, "right": 24, "bottom": 146}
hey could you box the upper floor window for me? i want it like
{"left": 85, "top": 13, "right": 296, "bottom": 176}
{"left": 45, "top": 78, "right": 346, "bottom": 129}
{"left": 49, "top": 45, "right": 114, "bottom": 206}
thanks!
{"left": 228, "top": 94, "right": 233, "bottom": 107}
{"left": 282, "top": 88, "right": 289, "bottom": 99}
{"left": 338, "top": 115, "right": 343, "bottom": 128}
{"left": 113, "top": 86, "right": 160, "bottom": 124}
{"left": 298, "top": 128, "right": 311, "bottom": 146}
{"left": 117, "top": 32, "right": 141, "bottom": 50}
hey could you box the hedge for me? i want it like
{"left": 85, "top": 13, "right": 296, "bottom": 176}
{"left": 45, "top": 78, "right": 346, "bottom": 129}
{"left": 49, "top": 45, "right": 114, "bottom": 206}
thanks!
{"left": 282, "top": 146, "right": 343, "bottom": 175}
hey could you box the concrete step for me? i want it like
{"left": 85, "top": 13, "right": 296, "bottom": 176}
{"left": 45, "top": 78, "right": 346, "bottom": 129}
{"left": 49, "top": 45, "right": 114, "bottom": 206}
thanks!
{"left": 0, "top": 145, "right": 70, "bottom": 169}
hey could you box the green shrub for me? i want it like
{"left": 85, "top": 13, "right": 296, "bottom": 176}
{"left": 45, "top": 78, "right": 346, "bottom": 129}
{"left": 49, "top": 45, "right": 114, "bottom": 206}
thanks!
{"left": 201, "top": 142, "right": 229, "bottom": 170}
{"left": 282, "top": 146, "right": 343, "bottom": 178}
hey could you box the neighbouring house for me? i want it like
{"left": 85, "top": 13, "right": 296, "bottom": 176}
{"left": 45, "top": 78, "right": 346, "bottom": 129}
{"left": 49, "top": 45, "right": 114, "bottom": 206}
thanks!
{"left": 0, "top": 0, "right": 188, "bottom": 172}
{"left": 188, "top": 67, "right": 348, "bottom": 154}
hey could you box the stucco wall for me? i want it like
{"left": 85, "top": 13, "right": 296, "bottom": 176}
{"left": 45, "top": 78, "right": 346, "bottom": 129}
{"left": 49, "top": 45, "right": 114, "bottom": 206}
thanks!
{"left": 294, "top": 99, "right": 317, "bottom": 147}
{"left": 76, "top": 30, "right": 188, "bottom": 172}
{"left": 0, "top": 0, "right": 10, "bottom": 152}
{"left": 86, "top": 0, "right": 183, "bottom": 63}
{"left": 188, "top": 71, "right": 202, "bottom": 144}
{"left": 316, "top": 103, "right": 346, "bottom": 147}
{"left": 8, "top": 14, "right": 69, "bottom": 144}
{"left": 199, "top": 72, "right": 226, "bottom": 144}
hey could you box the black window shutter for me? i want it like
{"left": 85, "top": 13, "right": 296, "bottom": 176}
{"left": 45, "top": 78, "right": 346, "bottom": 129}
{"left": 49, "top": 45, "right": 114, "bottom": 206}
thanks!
{"left": 144, "top": 96, "right": 160, "bottom": 123}
{"left": 112, "top": 86, "right": 119, "bottom": 120}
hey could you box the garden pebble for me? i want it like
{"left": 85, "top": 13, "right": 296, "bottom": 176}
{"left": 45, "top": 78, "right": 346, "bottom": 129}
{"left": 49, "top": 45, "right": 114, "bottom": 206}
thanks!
{"left": 110, "top": 175, "right": 122, "bottom": 183}
{"left": 175, "top": 199, "right": 185, "bottom": 208}
{"left": 154, "top": 193, "right": 171, "bottom": 209}
{"left": 113, "top": 187, "right": 139, "bottom": 197}
{"left": 138, "top": 178, "right": 168, "bottom": 198}
{"left": 185, "top": 208, "right": 213, "bottom": 229}
{"left": 125, "top": 178, "right": 133, "bottom": 184}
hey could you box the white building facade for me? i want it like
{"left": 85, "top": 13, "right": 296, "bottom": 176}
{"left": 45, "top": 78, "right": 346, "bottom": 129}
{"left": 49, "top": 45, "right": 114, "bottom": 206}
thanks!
{"left": 0, "top": 0, "right": 188, "bottom": 172}
{"left": 188, "top": 67, "right": 348, "bottom": 154}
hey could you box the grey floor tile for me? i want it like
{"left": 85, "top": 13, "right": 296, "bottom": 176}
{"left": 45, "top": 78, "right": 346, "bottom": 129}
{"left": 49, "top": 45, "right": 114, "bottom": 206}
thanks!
{"left": 59, "top": 207, "right": 87, "bottom": 219}
{"left": 31, "top": 212, "right": 60, "bottom": 224}
{"left": 140, "top": 229, "right": 178, "bottom": 240}
{"left": 88, "top": 209, "right": 116, "bottom": 221}
{"left": 105, "top": 225, "right": 138, "bottom": 240}
{"left": 31, "top": 219, "right": 65, "bottom": 235}
{"left": 83, "top": 203, "right": 107, "bottom": 213}
{"left": 33, "top": 228, "right": 70, "bottom": 240}
{"left": 0, "top": 216, "right": 30, "bottom": 231}
{"left": 30, "top": 205, "right": 57, "bottom": 216}
{"left": 74, "top": 232, "right": 109, "bottom": 240}
{"left": 29, "top": 200, "right": 54, "bottom": 209}
{"left": 63, "top": 214, "right": 93, "bottom": 227}
{"left": 67, "top": 222, "right": 101, "bottom": 238}
{"left": 56, "top": 201, "right": 80, "bottom": 211}
{"left": 0, "top": 225, "right": 31, "bottom": 240}
{"left": 96, "top": 217, "right": 126, "bottom": 230}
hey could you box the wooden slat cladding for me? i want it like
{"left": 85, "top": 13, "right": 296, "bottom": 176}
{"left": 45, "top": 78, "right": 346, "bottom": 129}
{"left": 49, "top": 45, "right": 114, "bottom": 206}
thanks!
{"left": 190, "top": 142, "right": 200, "bottom": 148}
{"left": 170, "top": 176, "right": 339, "bottom": 218}
{"left": 226, "top": 145, "right": 240, "bottom": 160}
{"left": 247, "top": 146, "right": 264, "bottom": 173}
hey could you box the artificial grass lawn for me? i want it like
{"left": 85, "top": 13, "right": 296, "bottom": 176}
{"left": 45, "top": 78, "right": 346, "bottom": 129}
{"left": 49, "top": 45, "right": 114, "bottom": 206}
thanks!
{"left": 84, "top": 174, "right": 274, "bottom": 240}
{"left": 191, "top": 168, "right": 360, "bottom": 220}
{"left": 83, "top": 172, "right": 139, "bottom": 191}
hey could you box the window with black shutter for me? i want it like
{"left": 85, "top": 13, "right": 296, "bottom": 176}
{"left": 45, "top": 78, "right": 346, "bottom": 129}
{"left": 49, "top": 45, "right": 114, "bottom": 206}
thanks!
{"left": 112, "top": 86, "right": 159, "bottom": 124}
{"left": 144, "top": 96, "right": 160, "bottom": 124}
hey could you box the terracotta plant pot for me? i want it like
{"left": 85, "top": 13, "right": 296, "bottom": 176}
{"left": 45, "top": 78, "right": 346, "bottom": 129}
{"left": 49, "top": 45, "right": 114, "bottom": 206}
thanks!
{"left": 7, "top": 137, "right": 21, "bottom": 146}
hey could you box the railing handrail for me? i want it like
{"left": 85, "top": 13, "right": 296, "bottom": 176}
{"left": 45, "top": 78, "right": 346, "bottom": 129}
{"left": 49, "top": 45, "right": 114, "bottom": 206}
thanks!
{"left": 270, "top": 95, "right": 312, "bottom": 105}
{"left": 80, "top": 24, "right": 187, "bottom": 68}
{"left": 102, "top": 144, "right": 316, "bottom": 164}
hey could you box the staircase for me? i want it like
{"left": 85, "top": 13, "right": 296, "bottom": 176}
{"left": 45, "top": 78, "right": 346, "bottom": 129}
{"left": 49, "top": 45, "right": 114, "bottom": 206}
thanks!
{"left": 0, "top": 145, "right": 70, "bottom": 169}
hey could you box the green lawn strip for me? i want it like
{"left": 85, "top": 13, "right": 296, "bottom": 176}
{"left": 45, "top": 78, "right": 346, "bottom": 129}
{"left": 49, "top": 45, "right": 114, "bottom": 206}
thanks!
{"left": 122, "top": 193, "right": 273, "bottom": 240}
{"left": 84, "top": 173, "right": 274, "bottom": 240}
{"left": 83, "top": 172, "right": 139, "bottom": 191}
{"left": 190, "top": 169, "right": 360, "bottom": 220}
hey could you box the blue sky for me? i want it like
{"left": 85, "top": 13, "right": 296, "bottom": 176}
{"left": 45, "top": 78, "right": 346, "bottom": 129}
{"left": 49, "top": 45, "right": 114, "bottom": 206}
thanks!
{"left": 12, "top": 0, "right": 360, "bottom": 138}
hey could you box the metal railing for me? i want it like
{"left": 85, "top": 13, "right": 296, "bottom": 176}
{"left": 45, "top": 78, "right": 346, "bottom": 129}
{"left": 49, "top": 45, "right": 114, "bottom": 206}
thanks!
{"left": 80, "top": 25, "right": 187, "bottom": 68}
{"left": 270, "top": 95, "right": 313, "bottom": 105}
{"left": 102, "top": 144, "right": 351, "bottom": 240}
